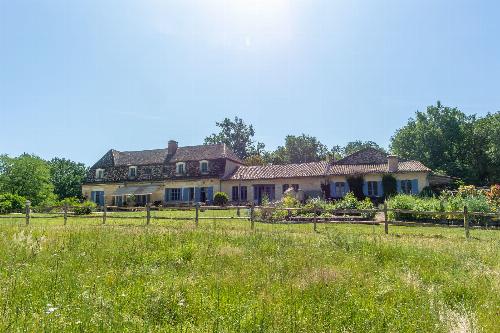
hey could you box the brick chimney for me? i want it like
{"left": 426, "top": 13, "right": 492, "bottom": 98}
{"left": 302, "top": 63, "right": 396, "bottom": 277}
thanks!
{"left": 387, "top": 155, "right": 399, "bottom": 172}
{"left": 168, "top": 140, "right": 178, "bottom": 155}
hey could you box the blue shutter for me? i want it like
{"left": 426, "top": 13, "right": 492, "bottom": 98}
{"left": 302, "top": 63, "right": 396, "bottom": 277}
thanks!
{"left": 195, "top": 187, "right": 201, "bottom": 202}
{"left": 412, "top": 179, "right": 419, "bottom": 195}
{"left": 207, "top": 187, "right": 214, "bottom": 204}
{"left": 165, "top": 189, "right": 171, "bottom": 201}
{"left": 330, "top": 182, "right": 336, "bottom": 197}
{"left": 377, "top": 181, "right": 383, "bottom": 197}
{"left": 344, "top": 181, "right": 350, "bottom": 195}
{"left": 183, "top": 188, "right": 190, "bottom": 202}
{"left": 91, "top": 191, "right": 96, "bottom": 203}
{"left": 362, "top": 182, "right": 368, "bottom": 196}
{"left": 99, "top": 191, "right": 105, "bottom": 206}
{"left": 396, "top": 180, "right": 402, "bottom": 193}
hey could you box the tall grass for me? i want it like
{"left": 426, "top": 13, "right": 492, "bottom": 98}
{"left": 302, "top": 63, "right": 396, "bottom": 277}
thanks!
{"left": 0, "top": 216, "right": 498, "bottom": 332}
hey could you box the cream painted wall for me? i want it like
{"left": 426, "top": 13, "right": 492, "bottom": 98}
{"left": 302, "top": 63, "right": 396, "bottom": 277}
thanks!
{"left": 327, "top": 172, "right": 429, "bottom": 192}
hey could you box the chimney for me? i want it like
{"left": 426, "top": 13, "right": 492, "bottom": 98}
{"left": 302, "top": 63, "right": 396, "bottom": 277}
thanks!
{"left": 387, "top": 155, "right": 399, "bottom": 172}
{"left": 168, "top": 140, "right": 178, "bottom": 155}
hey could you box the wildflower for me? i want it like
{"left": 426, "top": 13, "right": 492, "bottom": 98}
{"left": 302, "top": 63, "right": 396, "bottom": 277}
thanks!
{"left": 45, "top": 304, "right": 58, "bottom": 314}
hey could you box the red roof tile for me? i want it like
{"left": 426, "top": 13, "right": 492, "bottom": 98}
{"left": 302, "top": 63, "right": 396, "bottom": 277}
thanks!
{"left": 224, "top": 161, "right": 329, "bottom": 180}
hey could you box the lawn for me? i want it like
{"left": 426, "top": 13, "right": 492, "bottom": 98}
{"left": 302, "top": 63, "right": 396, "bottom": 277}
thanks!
{"left": 0, "top": 212, "right": 498, "bottom": 332}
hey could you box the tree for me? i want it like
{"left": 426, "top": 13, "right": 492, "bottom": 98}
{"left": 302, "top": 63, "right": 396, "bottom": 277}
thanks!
{"left": 49, "top": 158, "right": 88, "bottom": 199}
{"left": 472, "top": 112, "right": 500, "bottom": 184}
{"left": 0, "top": 154, "right": 55, "bottom": 206}
{"left": 266, "top": 134, "right": 329, "bottom": 164}
{"left": 342, "top": 141, "right": 386, "bottom": 157}
{"left": 390, "top": 101, "right": 481, "bottom": 183}
{"left": 204, "top": 117, "right": 265, "bottom": 159}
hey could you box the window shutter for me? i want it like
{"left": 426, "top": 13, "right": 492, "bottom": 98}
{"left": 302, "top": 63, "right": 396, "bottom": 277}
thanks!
{"left": 396, "top": 180, "right": 402, "bottom": 193}
{"left": 195, "top": 187, "right": 201, "bottom": 202}
{"left": 377, "top": 181, "right": 383, "bottom": 197}
{"left": 330, "top": 182, "right": 336, "bottom": 197}
{"left": 412, "top": 179, "right": 419, "bottom": 194}
{"left": 99, "top": 191, "right": 105, "bottom": 206}
{"left": 91, "top": 191, "right": 96, "bottom": 203}
{"left": 183, "top": 188, "right": 190, "bottom": 201}
{"left": 207, "top": 187, "right": 214, "bottom": 203}
{"left": 165, "top": 189, "right": 171, "bottom": 201}
{"left": 344, "top": 181, "right": 350, "bottom": 195}
{"left": 362, "top": 182, "right": 368, "bottom": 196}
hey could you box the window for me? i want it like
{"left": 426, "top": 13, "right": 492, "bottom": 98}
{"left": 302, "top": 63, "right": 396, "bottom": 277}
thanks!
{"left": 170, "top": 188, "right": 181, "bottom": 201}
{"left": 335, "top": 182, "right": 346, "bottom": 197}
{"left": 232, "top": 186, "right": 239, "bottom": 201}
{"left": 95, "top": 169, "right": 104, "bottom": 179}
{"left": 367, "top": 181, "right": 379, "bottom": 197}
{"left": 282, "top": 184, "right": 289, "bottom": 193}
{"left": 200, "top": 160, "right": 209, "bottom": 173}
{"left": 128, "top": 166, "right": 137, "bottom": 178}
{"left": 240, "top": 186, "right": 248, "bottom": 201}
{"left": 401, "top": 180, "right": 412, "bottom": 194}
{"left": 176, "top": 162, "right": 186, "bottom": 175}
{"left": 292, "top": 184, "right": 299, "bottom": 191}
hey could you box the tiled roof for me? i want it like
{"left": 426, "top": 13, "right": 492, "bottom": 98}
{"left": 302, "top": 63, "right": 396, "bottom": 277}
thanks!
{"left": 336, "top": 148, "right": 389, "bottom": 165}
{"left": 113, "top": 149, "right": 168, "bottom": 166}
{"left": 169, "top": 144, "right": 242, "bottom": 163}
{"left": 224, "top": 161, "right": 329, "bottom": 180}
{"left": 108, "top": 144, "right": 242, "bottom": 166}
{"left": 327, "top": 161, "right": 431, "bottom": 175}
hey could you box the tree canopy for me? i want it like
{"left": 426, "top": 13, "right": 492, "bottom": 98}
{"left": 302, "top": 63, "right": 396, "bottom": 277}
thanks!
{"left": 49, "top": 158, "right": 88, "bottom": 199}
{"left": 204, "top": 117, "right": 265, "bottom": 159}
{"left": 391, "top": 102, "right": 499, "bottom": 185}
{"left": 0, "top": 154, "right": 56, "bottom": 206}
{"left": 265, "top": 134, "right": 329, "bottom": 164}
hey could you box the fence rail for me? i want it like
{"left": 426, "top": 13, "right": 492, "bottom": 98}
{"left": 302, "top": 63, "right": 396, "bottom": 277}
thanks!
{"left": 0, "top": 201, "right": 498, "bottom": 239}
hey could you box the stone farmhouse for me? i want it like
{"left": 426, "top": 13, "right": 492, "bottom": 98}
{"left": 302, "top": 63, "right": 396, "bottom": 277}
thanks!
{"left": 82, "top": 140, "right": 431, "bottom": 206}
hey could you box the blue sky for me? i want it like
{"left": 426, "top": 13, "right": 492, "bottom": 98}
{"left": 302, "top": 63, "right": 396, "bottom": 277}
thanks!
{"left": 1, "top": 0, "right": 499, "bottom": 165}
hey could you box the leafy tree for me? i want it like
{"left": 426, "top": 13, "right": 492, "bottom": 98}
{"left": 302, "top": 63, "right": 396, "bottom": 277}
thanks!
{"left": 0, "top": 154, "right": 55, "bottom": 206}
{"left": 49, "top": 158, "right": 88, "bottom": 199}
{"left": 390, "top": 101, "right": 476, "bottom": 182}
{"left": 471, "top": 112, "right": 500, "bottom": 184}
{"left": 342, "top": 141, "right": 386, "bottom": 157}
{"left": 266, "top": 134, "right": 328, "bottom": 164}
{"left": 204, "top": 117, "right": 265, "bottom": 159}
{"left": 243, "top": 154, "right": 266, "bottom": 166}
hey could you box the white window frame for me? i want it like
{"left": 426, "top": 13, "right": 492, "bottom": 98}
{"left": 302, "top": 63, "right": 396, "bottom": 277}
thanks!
{"left": 367, "top": 181, "right": 378, "bottom": 197}
{"left": 200, "top": 160, "right": 209, "bottom": 174}
{"left": 171, "top": 188, "right": 182, "bottom": 201}
{"left": 176, "top": 162, "right": 186, "bottom": 175}
{"left": 95, "top": 168, "right": 104, "bottom": 179}
{"left": 128, "top": 166, "right": 137, "bottom": 178}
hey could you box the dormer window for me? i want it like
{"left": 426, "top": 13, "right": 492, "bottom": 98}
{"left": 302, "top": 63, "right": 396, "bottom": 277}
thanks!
{"left": 176, "top": 162, "right": 186, "bottom": 175}
{"left": 95, "top": 168, "right": 104, "bottom": 179}
{"left": 128, "top": 166, "right": 137, "bottom": 178}
{"left": 200, "top": 160, "right": 209, "bottom": 173}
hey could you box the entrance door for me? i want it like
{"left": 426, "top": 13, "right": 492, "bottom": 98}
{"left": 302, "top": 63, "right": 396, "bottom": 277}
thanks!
{"left": 91, "top": 191, "right": 105, "bottom": 206}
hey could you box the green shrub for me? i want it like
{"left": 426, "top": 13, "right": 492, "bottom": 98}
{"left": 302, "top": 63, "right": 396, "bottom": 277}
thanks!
{"left": 0, "top": 193, "right": 26, "bottom": 214}
{"left": 60, "top": 197, "right": 81, "bottom": 207}
{"left": 213, "top": 192, "right": 229, "bottom": 206}
{"left": 73, "top": 201, "right": 97, "bottom": 215}
{"left": 382, "top": 174, "right": 397, "bottom": 197}
{"left": 356, "top": 197, "right": 375, "bottom": 219}
{"left": 333, "top": 192, "right": 358, "bottom": 210}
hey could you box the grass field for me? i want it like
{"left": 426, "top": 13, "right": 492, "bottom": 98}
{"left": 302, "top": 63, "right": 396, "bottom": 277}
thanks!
{"left": 0, "top": 211, "right": 499, "bottom": 332}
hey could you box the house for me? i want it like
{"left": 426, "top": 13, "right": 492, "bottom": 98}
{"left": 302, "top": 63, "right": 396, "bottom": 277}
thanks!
{"left": 81, "top": 140, "right": 244, "bottom": 206}
{"left": 82, "top": 142, "right": 431, "bottom": 206}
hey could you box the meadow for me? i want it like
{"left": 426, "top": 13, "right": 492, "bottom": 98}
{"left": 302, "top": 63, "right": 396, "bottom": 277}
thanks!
{"left": 0, "top": 210, "right": 499, "bottom": 332}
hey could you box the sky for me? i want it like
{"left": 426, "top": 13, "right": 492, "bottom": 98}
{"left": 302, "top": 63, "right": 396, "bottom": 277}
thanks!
{"left": 1, "top": 0, "right": 499, "bottom": 166}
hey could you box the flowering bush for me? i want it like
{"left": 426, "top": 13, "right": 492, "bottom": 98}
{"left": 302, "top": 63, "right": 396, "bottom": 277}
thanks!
{"left": 485, "top": 185, "right": 500, "bottom": 211}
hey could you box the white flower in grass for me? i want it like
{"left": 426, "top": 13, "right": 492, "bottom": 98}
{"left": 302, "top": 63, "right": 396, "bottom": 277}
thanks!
{"left": 45, "top": 304, "right": 58, "bottom": 314}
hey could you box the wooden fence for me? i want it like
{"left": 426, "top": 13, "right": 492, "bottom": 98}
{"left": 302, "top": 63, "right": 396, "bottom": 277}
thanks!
{"left": 0, "top": 201, "right": 498, "bottom": 239}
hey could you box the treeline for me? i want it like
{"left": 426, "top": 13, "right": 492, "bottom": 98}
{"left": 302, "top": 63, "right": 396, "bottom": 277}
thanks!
{"left": 0, "top": 155, "right": 87, "bottom": 208}
{"left": 205, "top": 102, "right": 500, "bottom": 185}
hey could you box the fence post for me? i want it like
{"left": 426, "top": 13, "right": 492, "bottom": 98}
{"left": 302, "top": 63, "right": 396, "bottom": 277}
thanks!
{"left": 63, "top": 204, "right": 68, "bottom": 225}
{"left": 287, "top": 209, "right": 292, "bottom": 221}
{"left": 25, "top": 200, "right": 31, "bottom": 225}
{"left": 383, "top": 202, "right": 388, "bottom": 235}
{"left": 103, "top": 204, "right": 107, "bottom": 225}
{"left": 464, "top": 205, "right": 470, "bottom": 239}
{"left": 237, "top": 206, "right": 240, "bottom": 217}
{"left": 250, "top": 204, "right": 255, "bottom": 230}
{"left": 313, "top": 209, "right": 318, "bottom": 232}
{"left": 146, "top": 203, "right": 151, "bottom": 225}
{"left": 195, "top": 203, "right": 199, "bottom": 227}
